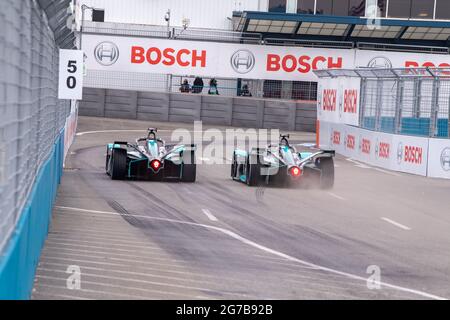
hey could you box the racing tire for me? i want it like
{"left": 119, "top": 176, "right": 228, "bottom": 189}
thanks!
{"left": 317, "top": 157, "right": 334, "bottom": 189}
{"left": 231, "top": 153, "right": 237, "bottom": 180}
{"left": 105, "top": 147, "right": 111, "bottom": 173}
{"left": 246, "top": 154, "right": 261, "bottom": 187}
{"left": 181, "top": 151, "right": 196, "bottom": 183}
{"left": 110, "top": 148, "right": 127, "bottom": 180}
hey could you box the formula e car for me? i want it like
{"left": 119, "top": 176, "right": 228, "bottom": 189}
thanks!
{"left": 106, "top": 128, "right": 196, "bottom": 182}
{"left": 231, "top": 134, "right": 335, "bottom": 188}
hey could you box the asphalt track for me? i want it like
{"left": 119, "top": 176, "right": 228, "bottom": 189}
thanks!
{"left": 32, "top": 116, "right": 450, "bottom": 300}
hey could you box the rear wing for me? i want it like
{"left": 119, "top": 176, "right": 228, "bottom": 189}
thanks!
{"left": 298, "top": 149, "right": 335, "bottom": 165}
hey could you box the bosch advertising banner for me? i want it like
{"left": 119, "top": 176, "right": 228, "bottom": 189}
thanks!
{"left": 320, "top": 121, "right": 430, "bottom": 177}
{"left": 390, "top": 134, "right": 429, "bottom": 176}
{"left": 82, "top": 34, "right": 353, "bottom": 82}
{"left": 427, "top": 139, "right": 450, "bottom": 179}
{"left": 82, "top": 34, "right": 450, "bottom": 82}
{"left": 318, "top": 77, "right": 361, "bottom": 126}
{"left": 372, "top": 131, "right": 394, "bottom": 170}
{"left": 355, "top": 50, "right": 450, "bottom": 70}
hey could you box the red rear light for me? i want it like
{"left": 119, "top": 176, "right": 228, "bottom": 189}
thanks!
{"left": 150, "top": 159, "right": 161, "bottom": 171}
{"left": 289, "top": 166, "right": 302, "bottom": 178}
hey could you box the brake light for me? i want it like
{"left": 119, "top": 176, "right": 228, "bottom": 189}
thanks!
{"left": 289, "top": 166, "right": 302, "bottom": 178}
{"left": 150, "top": 159, "right": 161, "bottom": 171}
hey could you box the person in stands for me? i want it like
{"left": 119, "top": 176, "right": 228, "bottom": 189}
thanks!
{"left": 208, "top": 78, "right": 219, "bottom": 95}
{"left": 192, "top": 77, "right": 204, "bottom": 94}
{"left": 179, "top": 79, "right": 191, "bottom": 93}
{"left": 239, "top": 84, "right": 252, "bottom": 97}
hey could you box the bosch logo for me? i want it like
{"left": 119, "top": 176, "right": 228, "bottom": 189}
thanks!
{"left": 94, "top": 42, "right": 119, "bottom": 66}
{"left": 322, "top": 89, "right": 337, "bottom": 111}
{"left": 367, "top": 56, "right": 393, "bottom": 69}
{"left": 230, "top": 50, "right": 255, "bottom": 74}
{"left": 403, "top": 145, "right": 423, "bottom": 164}
{"left": 343, "top": 89, "right": 358, "bottom": 114}
{"left": 440, "top": 147, "right": 450, "bottom": 171}
{"left": 361, "top": 139, "right": 371, "bottom": 155}
{"left": 332, "top": 131, "right": 341, "bottom": 145}
{"left": 346, "top": 134, "right": 355, "bottom": 150}
{"left": 378, "top": 142, "right": 390, "bottom": 159}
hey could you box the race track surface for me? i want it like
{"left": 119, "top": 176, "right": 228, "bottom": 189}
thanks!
{"left": 32, "top": 117, "right": 450, "bottom": 300}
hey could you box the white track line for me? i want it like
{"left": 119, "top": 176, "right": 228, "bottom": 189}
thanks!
{"left": 373, "top": 168, "right": 401, "bottom": 177}
{"left": 381, "top": 217, "right": 411, "bottom": 231}
{"left": 328, "top": 192, "right": 345, "bottom": 201}
{"left": 346, "top": 158, "right": 372, "bottom": 169}
{"left": 54, "top": 206, "right": 444, "bottom": 300}
{"left": 202, "top": 209, "right": 218, "bottom": 222}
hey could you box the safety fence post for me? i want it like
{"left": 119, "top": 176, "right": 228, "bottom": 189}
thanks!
{"left": 429, "top": 76, "right": 440, "bottom": 137}
{"left": 394, "top": 78, "right": 404, "bottom": 134}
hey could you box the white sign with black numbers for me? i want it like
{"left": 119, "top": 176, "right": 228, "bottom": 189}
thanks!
{"left": 58, "top": 49, "right": 84, "bottom": 100}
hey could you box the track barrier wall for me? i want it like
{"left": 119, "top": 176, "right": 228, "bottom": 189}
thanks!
{"left": 319, "top": 121, "right": 450, "bottom": 178}
{"left": 79, "top": 88, "right": 317, "bottom": 132}
{"left": 0, "top": 131, "right": 64, "bottom": 299}
{"left": 0, "top": 0, "right": 76, "bottom": 299}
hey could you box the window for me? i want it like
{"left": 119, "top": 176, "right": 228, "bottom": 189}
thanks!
{"left": 349, "top": 0, "right": 366, "bottom": 16}
{"left": 92, "top": 9, "right": 105, "bottom": 22}
{"left": 376, "top": 0, "right": 387, "bottom": 17}
{"left": 410, "top": 0, "right": 434, "bottom": 19}
{"left": 388, "top": 0, "right": 411, "bottom": 18}
{"left": 297, "top": 0, "right": 315, "bottom": 14}
{"left": 436, "top": 0, "right": 450, "bottom": 20}
{"left": 268, "top": 0, "right": 287, "bottom": 12}
{"left": 332, "top": 0, "right": 350, "bottom": 16}
{"left": 316, "top": 0, "right": 333, "bottom": 14}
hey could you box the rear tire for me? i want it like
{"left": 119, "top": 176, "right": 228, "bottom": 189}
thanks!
{"left": 246, "top": 154, "right": 261, "bottom": 187}
{"left": 181, "top": 150, "right": 196, "bottom": 182}
{"left": 317, "top": 157, "right": 334, "bottom": 189}
{"left": 231, "top": 153, "right": 237, "bottom": 180}
{"left": 110, "top": 149, "right": 127, "bottom": 180}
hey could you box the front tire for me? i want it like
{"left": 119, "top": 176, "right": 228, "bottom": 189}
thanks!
{"left": 110, "top": 149, "right": 127, "bottom": 180}
{"left": 317, "top": 157, "right": 334, "bottom": 189}
{"left": 246, "top": 154, "right": 261, "bottom": 187}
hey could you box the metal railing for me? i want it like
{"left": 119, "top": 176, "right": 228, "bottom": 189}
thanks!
{"left": 82, "top": 21, "right": 262, "bottom": 44}
{"left": 356, "top": 42, "right": 450, "bottom": 54}
{"left": 0, "top": 0, "right": 71, "bottom": 253}
{"left": 315, "top": 68, "right": 450, "bottom": 138}
{"left": 264, "top": 38, "right": 354, "bottom": 49}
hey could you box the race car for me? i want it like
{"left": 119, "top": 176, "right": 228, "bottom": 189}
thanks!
{"left": 231, "top": 134, "right": 335, "bottom": 188}
{"left": 106, "top": 128, "right": 196, "bottom": 182}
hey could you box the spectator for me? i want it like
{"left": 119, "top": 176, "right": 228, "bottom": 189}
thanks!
{"left": 192, "top": 77, "right": 204, "bottom": 94}
{"left": 239, "top": 84, "right": 252, "bottom": 97}
{"left": 179, "top": 79, "right": 190, "bottom": 93}
{"left": 208, "top": 78, "right": 219, "bottom": 95}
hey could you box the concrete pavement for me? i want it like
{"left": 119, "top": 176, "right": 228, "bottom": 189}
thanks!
{"left": 32, "top": 117, "right": 450, "bottom": 300}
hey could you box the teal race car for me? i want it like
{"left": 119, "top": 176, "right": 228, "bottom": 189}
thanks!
{"left": 106, "top": 128, "right": 196, "bottom": 182}
{"left": 231, "top": 134, "right": 335, "bottom": 188}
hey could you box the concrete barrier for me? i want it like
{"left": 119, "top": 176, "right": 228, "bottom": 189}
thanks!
{"left": 0, "top": 131, "right": 64, "bottom": 299}
{"left": 80, "top": 88, "right": 317, "bottom": 132}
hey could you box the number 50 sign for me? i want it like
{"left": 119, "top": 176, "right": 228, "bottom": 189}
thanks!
{"left": 58, "top": 49, "right": 84, "bottom": 100}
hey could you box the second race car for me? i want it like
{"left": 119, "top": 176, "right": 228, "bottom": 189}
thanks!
{"left": 231, "top": 134, "right": 335, "bottom": 188}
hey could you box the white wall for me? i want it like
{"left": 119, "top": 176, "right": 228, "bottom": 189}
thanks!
{"left": 80, "top": 0, "right": 268, "bottom": 30}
